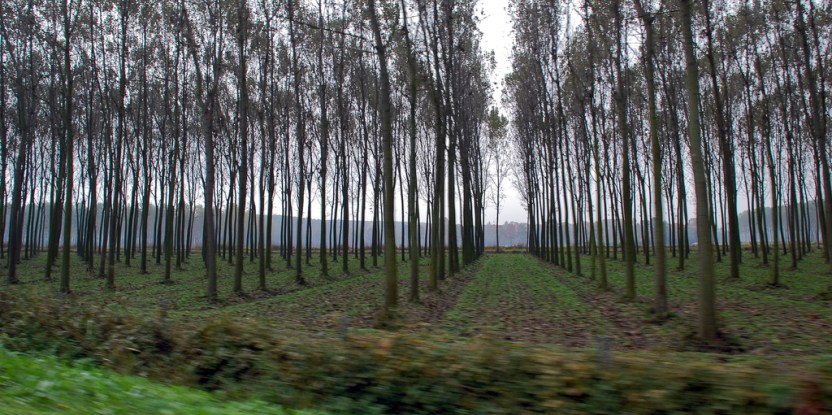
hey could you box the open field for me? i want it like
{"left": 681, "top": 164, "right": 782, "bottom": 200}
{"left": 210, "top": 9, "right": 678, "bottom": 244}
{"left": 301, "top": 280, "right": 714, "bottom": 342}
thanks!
{"left": 2, "top": 248, "right": 830, "bottom": 356}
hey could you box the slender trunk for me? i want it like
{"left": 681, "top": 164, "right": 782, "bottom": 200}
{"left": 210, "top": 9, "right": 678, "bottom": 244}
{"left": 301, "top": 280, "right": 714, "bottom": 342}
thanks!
{"left": 614, "top": 1, "right": 635, "bottom": 300}
{"left": 59, "top": 0, "right": 74, "bottom": 293}
{"left": 702, "top": 0, "right": 740, "bottom": 278}
{"left": 234, "top": 0, "right": 249, "bottom": 294}
{"left": 680, "top": 0, "right": 717, "bottom": 340}
{"left": 288, "top": 0, "right": 305, "bottom": 285}
{"left": 369, "top": 0, "right": 398, "bottom": 317}
{"left": 633, "top": 0, "right": 666, "bottom": 313}
{"left": 401, "top": 0, "right": 419, "bottom": 302}
{"left": 317, "top": 1, "right": 329, "bottom": 277}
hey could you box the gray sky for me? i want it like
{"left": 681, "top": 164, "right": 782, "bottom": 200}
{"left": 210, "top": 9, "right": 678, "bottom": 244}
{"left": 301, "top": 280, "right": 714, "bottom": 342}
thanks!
{"left": 479, "top": 0, "right": 512, "bottom": 104}
{"left": 479, "top": 0, "right": 528, "bottom": 224}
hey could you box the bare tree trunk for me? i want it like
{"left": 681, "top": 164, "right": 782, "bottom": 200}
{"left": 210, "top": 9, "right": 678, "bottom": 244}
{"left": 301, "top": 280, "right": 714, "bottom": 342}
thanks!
{"left": 633, "top": 0, "right": 666, "bottom": 314}
{"left": 288, "top": 0, "right": 305, "bottom": 285}
{"left": 181, "top": 0, "right": 220, "bottom": 301}
{"left": 0, "top": 23, "right": 6, "bottom": 261}
{"left": 317, "top": 0, "right": 329, "bottom": 278}
{"left": 234, "top": 0, "right": 249, "bottom": 294}
{"left": 793, "top": 0, "right": 832, "bottom": 266}
{"left": 613, "top": 0, "right": 636, "bottom": 300}
{"left": 680, "top": 0, "right": 717, "bottom": 340}
{"left": 59, "top": 0, "right": 74, "bottom": 293}
{"left": 106, "top": 0, "right": 130, "bottom": 290}
{"left": 701, "top": 0, "right": 741, "bottom": 279}
{"left": 401, "top": 0, "right": 419, "bottom": 302}
{"left": 368, "top": 0, "right": 398, "bottom": 319}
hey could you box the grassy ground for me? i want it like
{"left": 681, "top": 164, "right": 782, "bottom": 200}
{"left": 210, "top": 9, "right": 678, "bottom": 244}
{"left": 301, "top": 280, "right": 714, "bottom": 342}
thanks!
{"left": 0, "top": 346, "right": 320, "bottom": 414}
{"left": 6, "top": 251, "right": 395, "bottom": 327}
{"left": 2, "top": 247, "right": 831, "bottom": 355}
{"left": 443, "top": 254, "right": 615, "bottom": 345}
{"left": 592, "top": 249, "right": 832, "bottom": 354}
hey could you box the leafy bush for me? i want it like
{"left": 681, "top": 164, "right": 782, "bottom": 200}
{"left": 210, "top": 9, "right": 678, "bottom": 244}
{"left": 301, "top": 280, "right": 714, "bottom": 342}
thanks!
{"left": 0, "top": 291, "right": 829, "bottom": 414}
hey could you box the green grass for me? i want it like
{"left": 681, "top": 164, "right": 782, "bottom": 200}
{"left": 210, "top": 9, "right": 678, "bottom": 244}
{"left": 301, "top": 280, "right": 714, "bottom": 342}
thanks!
{"left": 4, "top": 249, "right": 444, "bottom": 335}
{"left": 2, "top": 249, "right": 832, "bottom": 414}
{"left": 3, "top": 246, "right": 831, "bottom": 355}
{"left": 0, "top": 346, "right": 320, "bottom": 415}
{"left": 566, "top": 248, "right": 832, "bottom": 354}
{"left": 445, "top": 254, "right": 613, "bottom": 344}
{"left": 7, "top": 250, "right": 388, "bottom": 320}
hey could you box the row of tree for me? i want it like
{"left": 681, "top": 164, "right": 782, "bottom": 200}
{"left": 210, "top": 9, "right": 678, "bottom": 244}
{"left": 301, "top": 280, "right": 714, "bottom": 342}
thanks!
{"left": 0, "top": 0, "right": 514, "bottom": 317}
{"left": 505, "top": 0, "right": 831, "bottom": 340}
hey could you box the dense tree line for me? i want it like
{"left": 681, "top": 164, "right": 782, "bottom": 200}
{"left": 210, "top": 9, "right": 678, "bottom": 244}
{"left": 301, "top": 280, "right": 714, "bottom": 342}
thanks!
{"left": 505, "top": 0, "right": 831, "bottom": 340}
{"left": 0, "top": 0, "right": 499, "bottom": 314}
{"left": 5, "top": 0, "right": 830, "bottom": 342}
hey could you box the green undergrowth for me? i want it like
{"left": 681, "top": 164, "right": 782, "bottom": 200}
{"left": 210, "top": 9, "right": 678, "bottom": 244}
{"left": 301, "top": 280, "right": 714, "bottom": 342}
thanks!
{"left": 1, "top": 291, "right": 830, "bottom": 414}
{"left": 0, "top": 346, "right": 320, "bottom": 415}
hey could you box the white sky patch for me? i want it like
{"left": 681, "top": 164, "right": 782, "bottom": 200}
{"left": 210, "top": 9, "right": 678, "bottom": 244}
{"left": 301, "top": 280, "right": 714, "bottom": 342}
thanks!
{"left": 478, "top": 0, "right": 528, "bottom": 224}
{"left": 478, "top": 0, "right": 512, "bottom": 106}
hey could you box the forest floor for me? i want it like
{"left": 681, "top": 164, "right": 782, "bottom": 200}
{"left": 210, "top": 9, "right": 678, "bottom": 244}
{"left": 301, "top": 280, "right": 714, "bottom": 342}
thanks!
{"left": 3, "top": 248, "right": 831, "bottom": 356}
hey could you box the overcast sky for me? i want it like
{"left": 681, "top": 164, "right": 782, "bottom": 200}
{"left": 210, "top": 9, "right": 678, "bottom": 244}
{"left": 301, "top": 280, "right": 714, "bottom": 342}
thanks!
{"left": 478, "top": 0, "right": 528, "bottom": 224}
{"left": 479, "top": 0, "right": 512, "bottom": 104}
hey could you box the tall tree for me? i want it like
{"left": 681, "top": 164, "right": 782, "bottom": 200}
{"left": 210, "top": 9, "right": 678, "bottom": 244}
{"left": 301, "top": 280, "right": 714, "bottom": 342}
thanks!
{"left": 486, "top": 108, "right": 508, "bottom": 253}
{"left": 680, "top": 0, "right": 717, "bottom": 340}
{"left": 401, "top": 0, "right": 420, "bottom": 302}
{"left": 59, "top": 0, "right": 76, "bottom": 294}
{"left": 613, "top": 0, "right": 636, "bottom": 300}
{"left": 288, "top": 0, "right": 306, "bottom": 285}
{"left": 368, "top": 0, "right": 398, "bottom": 318}
{"left": 233, "top": 0, "right": 249, "bottom": 294}
{"left": 632, "top": 0, "right": 666, "bottom": 314}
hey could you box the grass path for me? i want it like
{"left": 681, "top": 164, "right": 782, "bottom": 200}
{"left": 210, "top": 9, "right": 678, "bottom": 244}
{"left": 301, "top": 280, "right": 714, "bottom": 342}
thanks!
{"left": 443, "top": 254, "right": 615, "bottom": 345}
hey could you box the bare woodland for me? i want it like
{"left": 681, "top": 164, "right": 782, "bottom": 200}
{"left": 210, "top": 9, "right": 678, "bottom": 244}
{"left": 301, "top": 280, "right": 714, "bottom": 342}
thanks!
{"left": 1, "top": 0, "right": 831, "bottom": 342}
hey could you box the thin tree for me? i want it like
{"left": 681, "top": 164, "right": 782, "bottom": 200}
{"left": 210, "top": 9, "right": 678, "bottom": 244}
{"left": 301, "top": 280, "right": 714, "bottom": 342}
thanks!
{"left": 401, "top": 0, "right": 420, "bottom": 302}
{"left": 233, "top": 0, "right": 250, "bottom": 295}
{"left": 613, "top": 0, "right": 636, "bottom": 300}
{"left": 59, "top": 0, "right": 75, "bottom": 294}
{"left": 680, "top": 0, "right": 717, "bottom": 340}
{"left": 632, "top": 0, "right": 666, "bottom": 314}
{"left": 368, "top": 0, "right": 398, "bottom": 319}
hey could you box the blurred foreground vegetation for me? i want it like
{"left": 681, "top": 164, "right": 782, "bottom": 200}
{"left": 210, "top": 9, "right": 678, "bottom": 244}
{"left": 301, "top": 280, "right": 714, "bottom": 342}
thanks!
{"left": 7, "top": 252, "right": 832, "bottom": 354}
{"left": 0, "top": 346, "right": 320, "bottom": 415}
{"left": 1, "top": 290, "right": 830, "bottom": 414}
